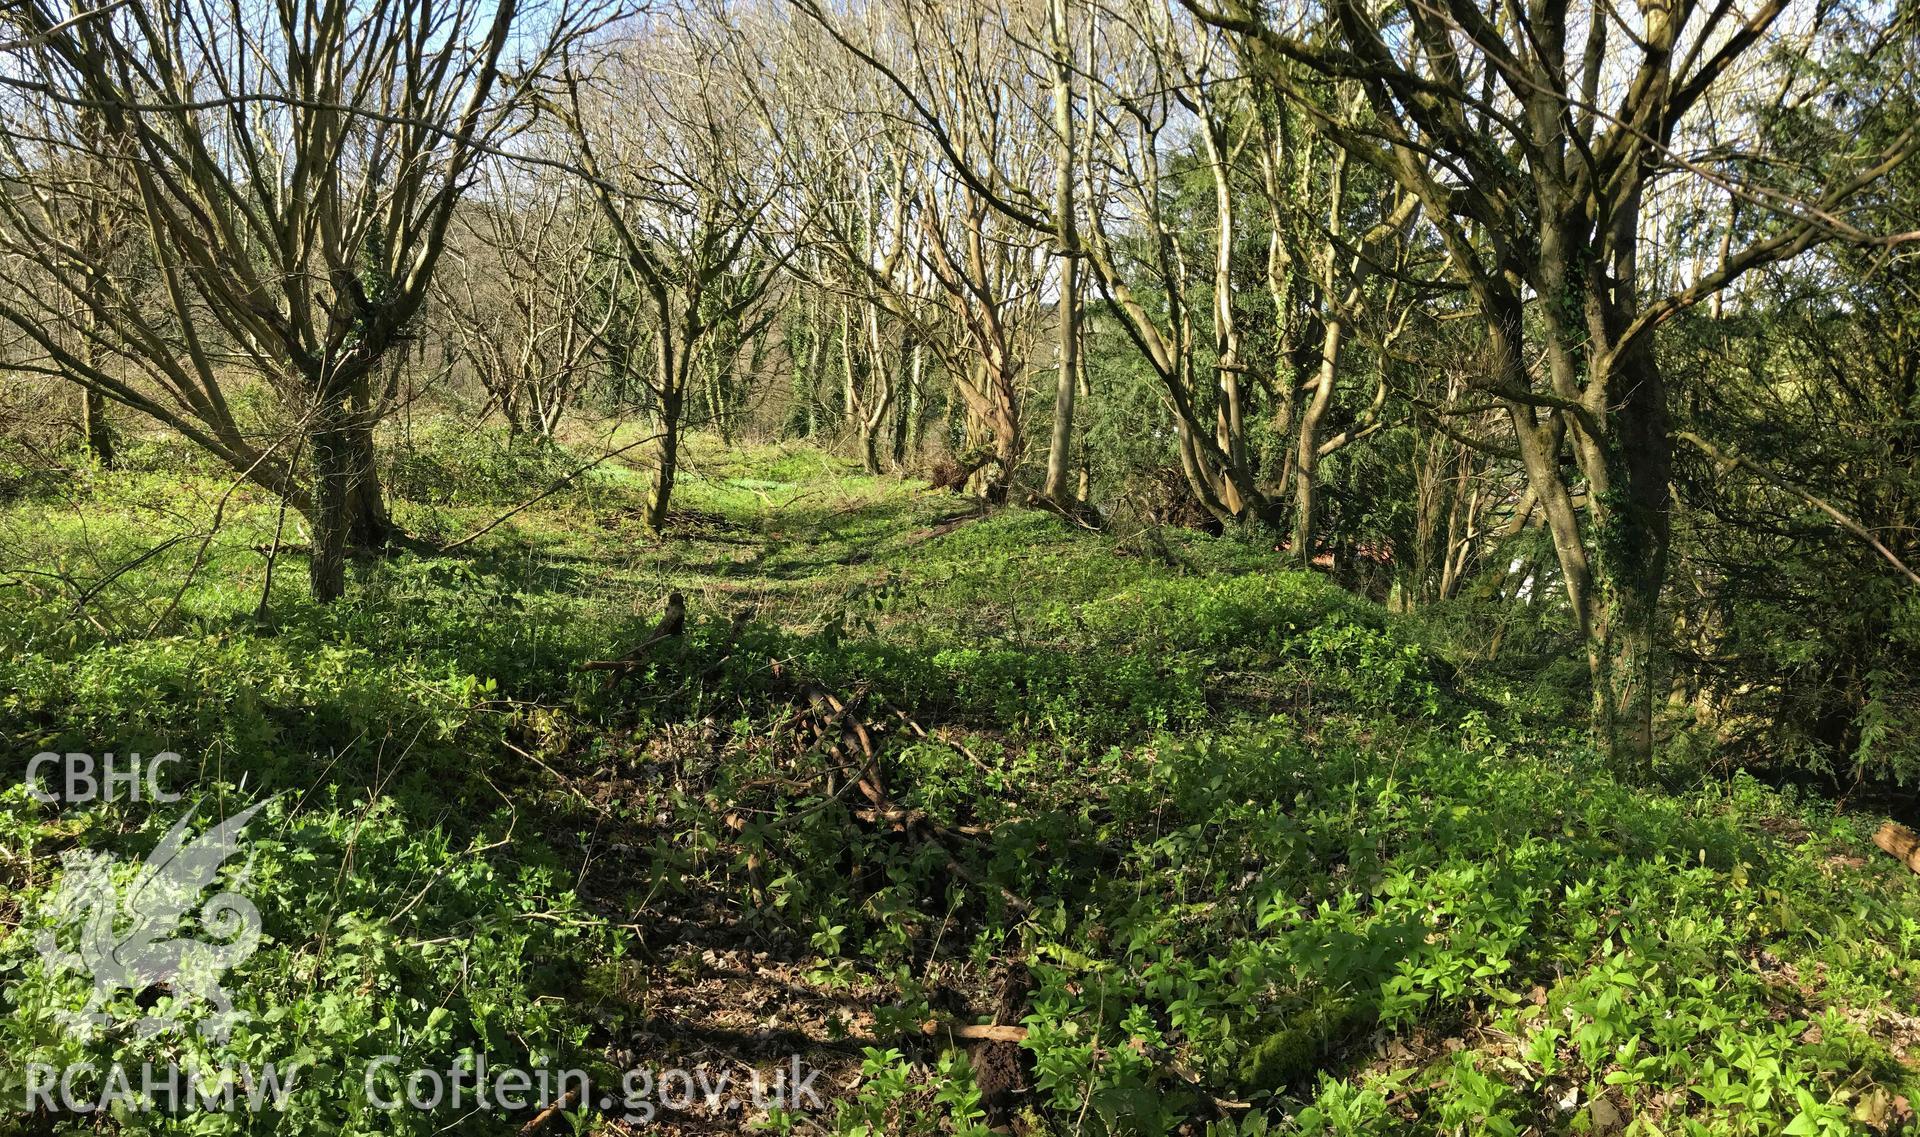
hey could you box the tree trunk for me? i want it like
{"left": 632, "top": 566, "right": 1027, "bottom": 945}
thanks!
{"left": 1584, "top": 342, "right": 1671, "bottom": 770}
{"left": 1202, "top": 117, "right": 1248, "bottom": 518}
{"left": 856, "top": 299, "right": 895, "bottom": 475}
{"left": 1505, "top": 321, "right": 1670, "bottom": 770}
{"left": 1044, "top": 256, "right": 1080, "bottom": 503}
{"left": 308, "top": 391, "right": 354, "bottom": 603}
{"left": 894, "top": 340, "right": 921, "bottom": 466}
{"left": 1292, "top": 149, "right": 1354, "bottom": 564}
{"left": 840, "top": 301, "right": 858, "bottom": 437}
{"left": 1075, "top": 347, "right": 1091, "bottom": 501}
{"left": 343, "top": 381, "right": 394, "bottom": 552}
{"left": 305, "top": 376, "right": 396, "bottom": 603}
{"left": 789, "top": 298, "right": 826, "bottom": 439}
{"left": 647, "top": 394, "right": 682, "bottom": 531}
{"left": 986, "top": 436, "right": 1017, "bottom": 504}
{"left": 1042, "top": 0, "right": 1079, "bottom": 505}
{"left": 806, "top": 308, "right": 826, "bottom": 437}
{"left": 1293, "top": 312, "right": 1344, "bottom": 564}
{"left": 77, "top": 311, "right": 116, "bottom": 466}
{"left": 907, "top": 343, "right": 927, "bottom": 458}
{"left": 81, "top": 386, "right": 114, "bottom": 467}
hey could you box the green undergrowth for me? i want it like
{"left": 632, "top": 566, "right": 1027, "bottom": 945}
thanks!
{"left": 2, "top": 427, "right": 1918, "bottom": 1135}
{"left": 680, "top": 705, "right": 1920, "bottom": 1136}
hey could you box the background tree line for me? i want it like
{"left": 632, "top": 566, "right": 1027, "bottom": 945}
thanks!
{"left": 1, "top": 0, "right": 1916, "bottom": 777}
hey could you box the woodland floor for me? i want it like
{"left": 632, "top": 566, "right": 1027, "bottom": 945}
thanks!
{"left": 6, "top": 427, "right": 1920, "bottom": 1135}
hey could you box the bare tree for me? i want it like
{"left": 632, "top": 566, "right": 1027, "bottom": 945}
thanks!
{"left": 0, "top": 0, "right": 589, "bottom": 600}
{"left": 438, "top": 157, "right": 611, "bottom": 440}
{"left": 559, "top": 4, "right": 790, "bottom": 529}
{"left": 918, "top": 178, "right": 1050, "bottom": 498}
{"left": 777, "top": 0, "right": 1050, "bottom": 496}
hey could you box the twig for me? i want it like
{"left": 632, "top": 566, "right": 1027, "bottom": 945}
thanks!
{"left": 67, "top": 533, "right": 197, "bottom": 617}
{"left": 499, "top": 737, "right": 609, "bottom": 817}
{"left": 256, "top": 439, "right": 301, "bottom": 624}
{"left": 148, "top": 425, "right": 303, "bottom": 636}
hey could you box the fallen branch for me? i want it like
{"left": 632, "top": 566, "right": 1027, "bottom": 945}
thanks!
{"left": 517, "top": 1089, "right": 581, "bottom": 1136}
{"left": 936, "top": 849, "right": 1032, "bottom": 915}
{"left": 500, "top": 737, "right": 608, "bottom": 817}
{"left": 749, "top": 679, "right": 1035, "bottom": 916}
{"left": 807, "top": 685, "right": 888, "bottom": 805}
{"left": 1026, "top": 490, "right": 1104, "bottom": 531}
{"left": 854, "top": 806, "right": 994, "bottom": 838}
{"left": 921, "top": 1019, "right": 1029, "bottom": 1043}
{"left": 579, "top": 658, "right": 648, "bottom": 672}
{"left": 890, "top": 709, "right": 998, "bottom": 778}
{"left": 442, "top": 432, "right": 665, "bottom": 553}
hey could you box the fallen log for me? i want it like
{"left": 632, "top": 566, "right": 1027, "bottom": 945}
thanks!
{"left": 1873, "top": 821, "right": 1920, "bottom": 875}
